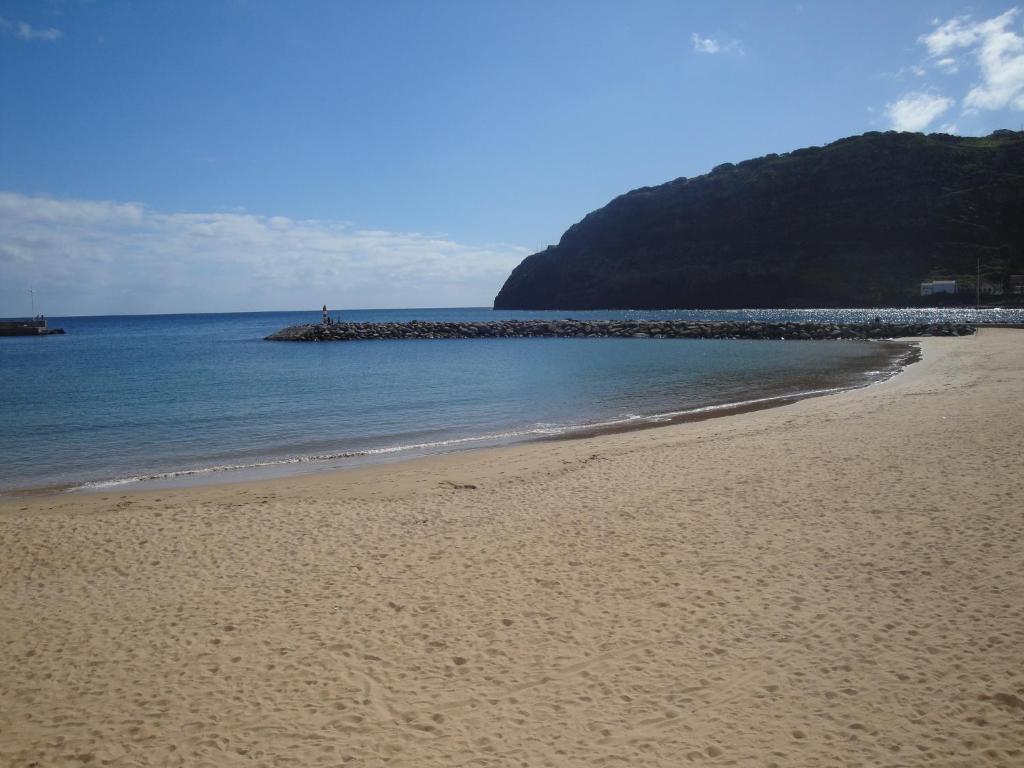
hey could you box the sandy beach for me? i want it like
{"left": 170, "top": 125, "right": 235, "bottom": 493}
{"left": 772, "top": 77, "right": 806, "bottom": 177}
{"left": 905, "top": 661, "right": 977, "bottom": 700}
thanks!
{"left": 1, "top": 328, "right": 1022, "bottom": 767}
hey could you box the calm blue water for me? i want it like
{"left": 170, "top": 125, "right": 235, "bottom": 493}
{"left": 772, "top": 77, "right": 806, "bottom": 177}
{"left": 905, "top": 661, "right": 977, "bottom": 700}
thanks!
{"left": 1, "top": 307, "right": 1018, "bottom": 493}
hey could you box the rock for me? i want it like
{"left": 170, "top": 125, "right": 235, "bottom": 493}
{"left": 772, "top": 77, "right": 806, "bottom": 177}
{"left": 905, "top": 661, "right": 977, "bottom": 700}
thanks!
{"left": 265, "top": 320, "right": 977, "bottom": 343}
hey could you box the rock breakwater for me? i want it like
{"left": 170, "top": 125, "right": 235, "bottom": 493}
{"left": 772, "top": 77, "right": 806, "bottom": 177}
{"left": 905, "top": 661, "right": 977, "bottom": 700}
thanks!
{"left": 265, "top": 319, "right": 976, "bottom": 342}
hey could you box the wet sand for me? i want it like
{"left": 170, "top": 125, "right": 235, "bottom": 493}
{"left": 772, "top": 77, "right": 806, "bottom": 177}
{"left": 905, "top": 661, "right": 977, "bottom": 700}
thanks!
{"left": 1, "top": 328, "right": 1022, "bottom": 766}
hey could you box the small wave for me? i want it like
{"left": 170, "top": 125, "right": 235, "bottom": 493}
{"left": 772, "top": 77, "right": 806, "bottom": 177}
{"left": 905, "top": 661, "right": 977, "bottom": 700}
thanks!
{"left": 642, "top": 387, "right": 845, "bottom": 421}
{"left": 68, "top": 428, "right": 574, "bottom": 491}
{"left": 71, "top": 451, "right": 369, "bottom": 491}
{"left": 67, "top": 361, "right": 908, "bottom": 493}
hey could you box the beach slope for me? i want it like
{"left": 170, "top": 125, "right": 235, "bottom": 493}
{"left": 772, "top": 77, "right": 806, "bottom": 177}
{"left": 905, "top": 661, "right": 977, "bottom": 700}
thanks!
{"left": 2, "top": 329, "right": 1022, "bottom": 766}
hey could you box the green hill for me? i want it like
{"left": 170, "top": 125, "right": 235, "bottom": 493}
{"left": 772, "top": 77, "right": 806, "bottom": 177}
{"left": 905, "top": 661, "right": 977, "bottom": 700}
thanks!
{"left": 494, "top": 130, "right": 1024, "bottom": 309}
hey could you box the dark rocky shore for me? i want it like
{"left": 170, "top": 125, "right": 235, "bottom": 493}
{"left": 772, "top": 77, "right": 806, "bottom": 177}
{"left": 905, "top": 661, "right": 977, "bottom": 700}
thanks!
{"left": 265, "top": 319, "right": 976, "bottom": 342}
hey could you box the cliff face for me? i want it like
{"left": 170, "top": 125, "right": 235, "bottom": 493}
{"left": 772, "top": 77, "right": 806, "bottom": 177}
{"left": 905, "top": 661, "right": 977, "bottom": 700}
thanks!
{"left": 494, "top": 131, "right": 1024, "bottom": 309}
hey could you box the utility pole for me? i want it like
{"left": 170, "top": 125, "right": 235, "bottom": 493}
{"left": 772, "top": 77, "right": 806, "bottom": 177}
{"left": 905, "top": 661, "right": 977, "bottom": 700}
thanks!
{"left": 976, "top": 256, "right": 981, "bottom": 307}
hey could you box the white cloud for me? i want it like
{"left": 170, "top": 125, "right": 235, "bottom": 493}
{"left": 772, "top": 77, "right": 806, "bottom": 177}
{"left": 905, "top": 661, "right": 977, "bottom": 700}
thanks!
{"left": 18, "top": 22, "right": 61, "bottom": 41}
{"left": 920, "top": 14, "right": 985, "bottom": 56}
{"left": 884, "top": 92, "right": 955, "bottom": 131}
{"left": 919, "top": 8, "right": 1024, "bottom": 111}
{"left": 0, "top": 192, "right": 531, "bottom": 316}
{"left": 691, "top": 32, "right": 744, "bottom": 56}
{"left": 691, "top": 33, "right": 720, "bottom": 54}
{"left": 0, "top": 17, "right": 62, "bottom": 42}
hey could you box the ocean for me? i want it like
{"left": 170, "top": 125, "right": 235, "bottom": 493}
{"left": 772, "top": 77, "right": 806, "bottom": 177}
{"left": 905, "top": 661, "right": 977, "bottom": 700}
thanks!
{"left": 1, "top": 307, "right": 1020, "bottom": 494}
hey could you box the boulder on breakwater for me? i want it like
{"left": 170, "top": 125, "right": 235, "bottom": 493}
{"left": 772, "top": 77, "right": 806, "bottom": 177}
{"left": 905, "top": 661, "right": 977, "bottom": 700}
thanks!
{"left": 265, "top": 319, "right": 976, "bottom": 342}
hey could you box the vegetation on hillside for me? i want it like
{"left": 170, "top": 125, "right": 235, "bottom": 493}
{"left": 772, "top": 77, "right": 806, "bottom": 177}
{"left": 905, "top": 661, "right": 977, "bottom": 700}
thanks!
{"left": 494, "top": 130, "right": 1024, "bottom": 309}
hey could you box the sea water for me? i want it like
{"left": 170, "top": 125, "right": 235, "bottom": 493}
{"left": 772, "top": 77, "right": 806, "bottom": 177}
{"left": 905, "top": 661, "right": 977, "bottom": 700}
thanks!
{"left": 1, "top": 307, "right": 1018, "bottom": 493}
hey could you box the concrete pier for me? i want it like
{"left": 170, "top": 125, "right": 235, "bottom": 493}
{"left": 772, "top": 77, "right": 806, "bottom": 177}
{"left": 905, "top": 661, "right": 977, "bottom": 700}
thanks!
{"left": 0, "top": 318, "right": 65, "bottom": 337}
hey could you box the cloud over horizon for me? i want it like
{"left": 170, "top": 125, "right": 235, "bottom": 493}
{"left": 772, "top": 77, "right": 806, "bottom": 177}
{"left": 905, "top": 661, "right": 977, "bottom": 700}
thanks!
{"left": 884, "top": 7, "right": 1024, "bottom": 132}
{"left": 0, "top": 192, "right": 531, "bottom": 316}
{"left": 921, "top": 8, "right": 1024, "bottom": 111}
{"left": 885, "top": 92, "right": 955, "bottom": 132}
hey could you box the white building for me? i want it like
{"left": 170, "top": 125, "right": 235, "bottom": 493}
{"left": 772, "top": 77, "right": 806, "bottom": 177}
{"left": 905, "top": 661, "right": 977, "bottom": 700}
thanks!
{"left": 920, "top": 280, "right": 957, "bottom": 296}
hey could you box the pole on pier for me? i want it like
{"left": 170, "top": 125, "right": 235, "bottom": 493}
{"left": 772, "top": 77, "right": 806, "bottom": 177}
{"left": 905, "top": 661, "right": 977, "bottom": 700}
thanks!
{"left": 29, "top": 287, "right": 35, "bottom": 318}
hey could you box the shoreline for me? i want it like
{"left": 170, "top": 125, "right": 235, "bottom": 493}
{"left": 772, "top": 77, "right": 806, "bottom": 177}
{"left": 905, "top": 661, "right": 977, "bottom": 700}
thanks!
{"left": 2, "top": 329, "right": 1022, "bottom": 766}
{"left": 560, "top": 341, "right": 921, "bottom": 443}
{"left": 2, "top": 339, "right": 917, "bottom": 498}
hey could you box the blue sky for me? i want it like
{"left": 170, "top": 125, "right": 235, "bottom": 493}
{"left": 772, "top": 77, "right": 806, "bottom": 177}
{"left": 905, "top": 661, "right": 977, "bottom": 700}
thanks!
{"left": 2, "top": 1, "right": 1023, "bottom": 315}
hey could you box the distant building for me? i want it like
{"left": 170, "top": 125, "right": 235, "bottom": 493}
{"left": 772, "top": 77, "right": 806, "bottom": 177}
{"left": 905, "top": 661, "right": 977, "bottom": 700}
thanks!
{"left": 980, "top": 279, "right": 1003, "bottom": 296}
{"left": 1010, "top": 275, "right": 1024, "bottom": 295}
{"left": 920, "top": 280, "right": 957, "bottom": 296}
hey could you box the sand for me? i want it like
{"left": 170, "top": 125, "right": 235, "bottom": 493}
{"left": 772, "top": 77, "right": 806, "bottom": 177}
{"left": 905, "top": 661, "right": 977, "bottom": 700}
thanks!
{"left": 1, "top": 328, "right": 1022, "bottom": 767}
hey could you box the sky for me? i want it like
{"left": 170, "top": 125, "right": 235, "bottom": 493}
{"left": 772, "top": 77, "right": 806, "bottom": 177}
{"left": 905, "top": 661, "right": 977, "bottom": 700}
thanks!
{"left": 2, "top": 1, "right": 1024, "bottom": 316}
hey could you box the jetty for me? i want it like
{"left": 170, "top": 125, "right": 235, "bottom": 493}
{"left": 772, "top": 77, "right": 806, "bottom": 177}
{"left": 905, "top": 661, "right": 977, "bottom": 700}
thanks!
{"left": 0, "top": 317, "right": 65, "bottom": 337}
{"left": 265, "top": 319, "right": 976, "bottom": 342}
